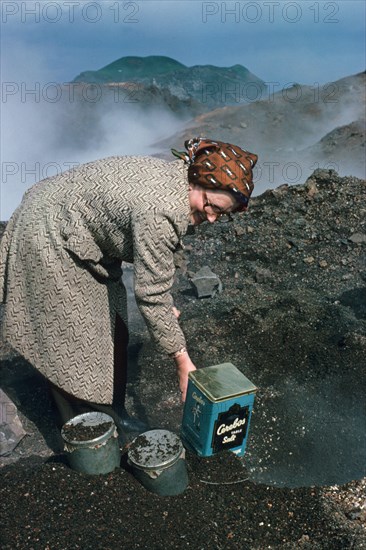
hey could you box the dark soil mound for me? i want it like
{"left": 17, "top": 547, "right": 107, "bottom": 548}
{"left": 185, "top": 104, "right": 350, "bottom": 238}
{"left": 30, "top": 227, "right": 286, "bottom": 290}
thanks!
{"left": 1, "top": 452, "right": 363, "bottom": 550}
{"left": 1, "top": 169, "right": 365, "bottom": 548}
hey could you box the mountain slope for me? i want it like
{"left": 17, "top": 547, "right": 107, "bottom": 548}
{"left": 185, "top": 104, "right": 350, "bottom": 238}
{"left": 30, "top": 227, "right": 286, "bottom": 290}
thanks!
{"left": 72, "top": 55, "right": 267, "bottom": 111}
{"left": 154, "top": 72, "right": 365, "bottom": 186}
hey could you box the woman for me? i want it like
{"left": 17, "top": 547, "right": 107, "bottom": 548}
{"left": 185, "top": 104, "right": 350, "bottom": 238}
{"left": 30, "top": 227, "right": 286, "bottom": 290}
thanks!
{"left": 0, "top": 137, "right": 257, "bottom": 442}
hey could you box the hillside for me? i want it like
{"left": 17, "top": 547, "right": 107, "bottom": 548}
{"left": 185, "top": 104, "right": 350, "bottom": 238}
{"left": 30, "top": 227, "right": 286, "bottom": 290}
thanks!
{"left": 155, "top": 72, "right": 366, "bottom": 189}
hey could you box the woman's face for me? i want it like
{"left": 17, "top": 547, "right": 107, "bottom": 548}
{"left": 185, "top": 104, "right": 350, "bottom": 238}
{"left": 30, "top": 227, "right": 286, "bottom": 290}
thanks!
{"left": 188, "top": 184, "right": 240, "bottom": 225}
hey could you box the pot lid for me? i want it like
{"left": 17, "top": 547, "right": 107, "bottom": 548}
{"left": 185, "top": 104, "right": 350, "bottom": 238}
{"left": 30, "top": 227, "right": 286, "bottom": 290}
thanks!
{"left": 61, "top": 412, "right": 115, "bottom": 446}
{"left": 188, "top": 363, "right": 257, "bottom": 402}
{"left": 128, "top": 430, "right": 183, "bottom": 470}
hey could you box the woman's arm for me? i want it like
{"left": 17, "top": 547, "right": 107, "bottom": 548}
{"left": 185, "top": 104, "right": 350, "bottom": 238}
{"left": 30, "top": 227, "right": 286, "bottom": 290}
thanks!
{"left": 132, "top": 212, "right": 196, "bottom": 399}
{"left": 172, "top": 348, "right": 197, "bottom": 402}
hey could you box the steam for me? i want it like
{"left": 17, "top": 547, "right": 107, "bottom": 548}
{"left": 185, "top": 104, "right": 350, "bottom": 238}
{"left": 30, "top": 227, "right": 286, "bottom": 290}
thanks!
{"left": 1, "top": 45, "right": 183, "bottom": 220}
{"left": 1, "top": 43, "right": 364, "bottom": 220}
{"left": 207, "top": 81, "right": 366, "bottom": 196}
{"left": 246, "top": 375, "right": 366, "bottom": 487}
{"left": 1, "top": 91, "right": 183, "bottom": 220}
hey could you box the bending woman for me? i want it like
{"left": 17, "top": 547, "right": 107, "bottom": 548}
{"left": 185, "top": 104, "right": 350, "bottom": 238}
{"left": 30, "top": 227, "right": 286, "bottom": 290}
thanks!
{"left": 0, "top": 138, "right": 257, "bottom": 441}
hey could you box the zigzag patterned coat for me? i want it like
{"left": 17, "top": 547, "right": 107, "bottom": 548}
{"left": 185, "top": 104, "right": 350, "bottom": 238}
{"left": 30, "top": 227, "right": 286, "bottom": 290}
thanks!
{"left": 0, "top": 156, "right": 190, "bottom": 403}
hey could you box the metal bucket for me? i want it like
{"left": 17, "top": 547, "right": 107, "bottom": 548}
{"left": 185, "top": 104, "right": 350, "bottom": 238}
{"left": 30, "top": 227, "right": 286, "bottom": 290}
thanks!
{"left": 128, "top": 430, "right": 188, "bottom": 496}
{"left": 61, "top": 412, "right": 121, "bottom": 475}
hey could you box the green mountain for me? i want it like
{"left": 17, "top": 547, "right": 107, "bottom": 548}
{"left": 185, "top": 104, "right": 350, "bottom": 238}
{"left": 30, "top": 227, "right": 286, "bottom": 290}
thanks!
{"left": 72, "top": 55, "right": 266, "bottom": 110}
{"left": 75, "top": 56, "right": 186, "bottom": 83}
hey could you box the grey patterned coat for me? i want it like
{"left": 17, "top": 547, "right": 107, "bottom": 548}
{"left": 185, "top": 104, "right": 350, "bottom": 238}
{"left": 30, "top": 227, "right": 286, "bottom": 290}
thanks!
{"left": 0, "top": 156, "right": 190, "bottom": 403}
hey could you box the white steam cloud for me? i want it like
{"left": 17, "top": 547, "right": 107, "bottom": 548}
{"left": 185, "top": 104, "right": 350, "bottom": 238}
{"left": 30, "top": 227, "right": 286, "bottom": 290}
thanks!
{"left": 1, "top": 44, "right": 183, "bottom": 220}
{"left": 2, "top": 43, "right": 365, "bottom": 219}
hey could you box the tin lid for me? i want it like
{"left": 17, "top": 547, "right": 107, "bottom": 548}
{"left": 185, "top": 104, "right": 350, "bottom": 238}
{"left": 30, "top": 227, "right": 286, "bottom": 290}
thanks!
{"left": 188, "top": 363, "right": 257, "bottom": 402}
{"left": 61, "top": 412, "right": 116, "bottom": 447}
{"left": 128, "top": 430, "right": 183, "bottom": 471}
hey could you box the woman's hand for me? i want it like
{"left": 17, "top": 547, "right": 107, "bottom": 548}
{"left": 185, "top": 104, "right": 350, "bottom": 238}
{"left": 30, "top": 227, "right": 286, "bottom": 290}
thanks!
{"left": 173, "top": 350, "right": 197, "bottom": 402}
{"left": 172, "top": 306, "right": 181, "bottom": 319}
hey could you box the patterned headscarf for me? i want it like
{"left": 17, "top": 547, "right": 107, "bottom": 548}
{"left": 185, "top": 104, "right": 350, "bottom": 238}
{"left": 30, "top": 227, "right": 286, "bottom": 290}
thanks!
{"left": 172, "top": 137, "right": 258, "bottom": 211}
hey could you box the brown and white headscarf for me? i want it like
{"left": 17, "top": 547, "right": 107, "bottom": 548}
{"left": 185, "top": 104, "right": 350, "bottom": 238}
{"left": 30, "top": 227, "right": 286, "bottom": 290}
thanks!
{"left": 172, "top": 137, "right": 258, "bottom": 211}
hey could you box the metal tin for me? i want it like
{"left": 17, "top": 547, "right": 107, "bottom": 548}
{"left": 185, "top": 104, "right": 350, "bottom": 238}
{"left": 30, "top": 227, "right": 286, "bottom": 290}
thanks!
{"left": 61, "top": 412, "right": 121, "bottom": 475}
{"left": 128, "top": 430, "right": 189, "bottom": 496}
{"left": 181, "top": 363, "right": 257, "bottom": 457}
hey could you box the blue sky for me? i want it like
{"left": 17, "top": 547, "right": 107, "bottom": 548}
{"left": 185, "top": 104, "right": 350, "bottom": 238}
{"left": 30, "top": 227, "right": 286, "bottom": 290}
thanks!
{"left": 0, "top": 0, "right": 365, "bottom": 218}
{"left": 1, "top": 0, "right": 365, "bottom": 85}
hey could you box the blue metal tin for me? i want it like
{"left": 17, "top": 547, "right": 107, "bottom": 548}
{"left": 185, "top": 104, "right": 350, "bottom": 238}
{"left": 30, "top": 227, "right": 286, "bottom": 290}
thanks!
{"left": 181, "top": 363, "right": 257, "bottom": 457}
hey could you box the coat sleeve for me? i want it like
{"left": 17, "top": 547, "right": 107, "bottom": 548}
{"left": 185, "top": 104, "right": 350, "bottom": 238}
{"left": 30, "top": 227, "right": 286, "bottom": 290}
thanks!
{"left": 131, "top": 212, "right": 187, "bottom": 355}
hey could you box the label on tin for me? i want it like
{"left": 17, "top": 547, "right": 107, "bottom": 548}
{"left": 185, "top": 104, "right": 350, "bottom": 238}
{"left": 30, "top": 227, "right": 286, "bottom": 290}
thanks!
{"left": 212, "top": 404, "right": 249, "bottom": 452}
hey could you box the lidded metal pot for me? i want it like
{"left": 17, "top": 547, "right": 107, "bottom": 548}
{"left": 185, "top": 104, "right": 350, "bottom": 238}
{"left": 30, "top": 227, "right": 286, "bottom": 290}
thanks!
{"left": 61, "top": 412, "right": 121, "bottom": 475}
{"left": 128, "top": 429, "right": 188, "bottom": 496}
